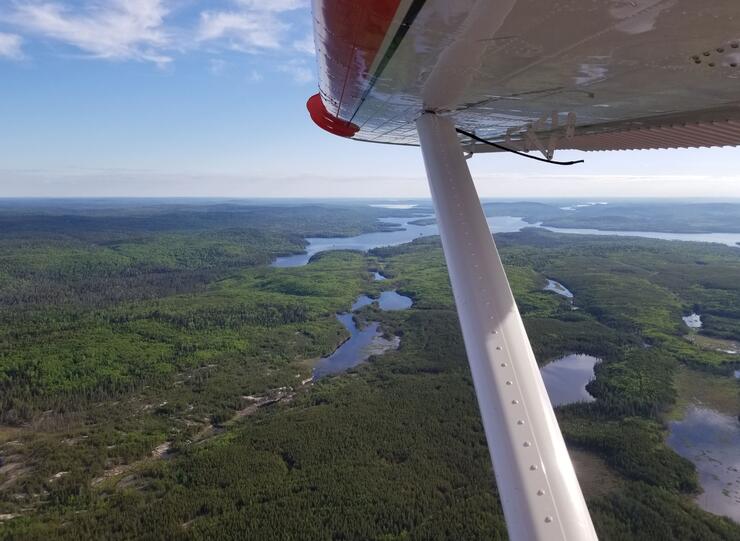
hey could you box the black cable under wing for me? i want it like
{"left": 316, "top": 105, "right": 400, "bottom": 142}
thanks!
{"left": 455, "top": 128, "right": 584, "bottom": 166}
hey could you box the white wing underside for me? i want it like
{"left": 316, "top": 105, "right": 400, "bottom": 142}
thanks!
{"left": 340, "top": 0, "right": 740, "bottom": 154}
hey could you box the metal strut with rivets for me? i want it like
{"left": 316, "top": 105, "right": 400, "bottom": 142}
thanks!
{"left": 416, "top": 113, "right": 598, "bottom": 541}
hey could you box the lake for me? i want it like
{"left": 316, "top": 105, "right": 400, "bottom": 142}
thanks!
{"left": 667, "top": 405, "right": 740, "bottom": 523}
{"left": 540, "top": 354, "right": 600, "bottom": 407}
{"left": 312, "top": 316, "right": 399, "bottom": 380}
{"left": 537, "top": 223, "right": 740, "bottom": 248}
{"left": 272, "top": 216, "right": 530, "bottom": 267}
{"left": 378, "top": 290, "right": 413, "bottom": 311}
{"left": 318, "top": 307, "right": 601, "bottom": 409}
{"left": 273, "top": 214, "right": 740, "bottom": 268}
{"left": 312, "top": 291, "right": 413, "bottom": 379}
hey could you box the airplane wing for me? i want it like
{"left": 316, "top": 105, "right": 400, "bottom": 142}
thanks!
{"left": 307, "top": 2, "right": 740, "bottom": 540}
{"left": 310, "top": 0, "right": 740, "bottom": 156}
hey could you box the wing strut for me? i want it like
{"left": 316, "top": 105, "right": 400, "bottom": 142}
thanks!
{"left": 416, "top": 113, "right": 598, "bottom": 541}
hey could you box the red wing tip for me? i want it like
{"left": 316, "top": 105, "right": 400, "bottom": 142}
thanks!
{"left": 306, "top": 93, "right": 359, "bottom": 138}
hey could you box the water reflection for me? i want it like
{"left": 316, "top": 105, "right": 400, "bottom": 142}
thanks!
{"left": 273, "top": 214, "right": 740, "bottom": 268}
{"left": 667, "top": 406, "right": 740, "bottom": 523}
{"left": 369, "top": 204, "right": 418, "bottom": 209}
{"left": 313, "top": 315, "right": 399, "bottom": 380}
{"left": 544, "top": 279, "right": 574, "bottom": 299}
{"left": 351, "top": 295, "right": 374, "bottom": 311}
{"left": 538, "top": 223, "right": 740, "bottom": 248}
{"left": 272, "top": 216, "right": 530, "bottom": 267}
{"left": 313, "top": 292, "right": 413, "bottom": 379}
{"left": 683, "top": 313, "right": 703, "bottom": 329}
{"left": 378, "top": 291, "right": 413, "bottom": 311}
{"left": 540, "top": 354, "right": 600, "bottom": 407}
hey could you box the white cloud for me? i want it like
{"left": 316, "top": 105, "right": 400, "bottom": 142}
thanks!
{"left": 233, "top": 0, "right": 308, "bottom": 12}
{"left": 278, "top": 59, "right": 313, "bottom": 83}
{"left": 197, "top": 10, "right": 285, "bottom": 51}
{"left": 0, "top": 32, "right": 23, "bottom": 59}
{"left": 292, "top": 33, "right": 314, "bottom": 55}
{"left": 6, "top": 0, "right": 172, "bottom": 65}
{"left": 1, "top": 0, "right": 314, "bottom": 72}
{"left": 197, "top": 0, "right": 310, "bottom": 54}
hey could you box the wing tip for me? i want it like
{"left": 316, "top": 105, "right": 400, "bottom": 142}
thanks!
{"left": 306, "top": 93, "right": 359, "bottom": 138}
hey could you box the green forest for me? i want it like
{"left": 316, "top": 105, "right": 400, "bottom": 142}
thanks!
{"left": 1, "top": 201, "right": 739, "bottom": 540}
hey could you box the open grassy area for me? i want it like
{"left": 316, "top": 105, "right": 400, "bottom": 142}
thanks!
{"left": 667, "top": 366, "right": 740, "bottom": 421}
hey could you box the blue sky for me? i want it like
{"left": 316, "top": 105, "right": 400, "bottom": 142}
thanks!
{"left": 1, "top": 0, "right": 740, "bottom": 199}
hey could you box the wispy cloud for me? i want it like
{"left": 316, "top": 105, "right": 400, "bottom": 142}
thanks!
{"left": 292, "top": 33, "right": 314, "bottom": 55}
{"left": 6, "top": 0, "right": 172, "bottom": 65}
{"left": 233, "top": 0, "right": 309, "bottom": 12}
{"left": 2, "top": 0, "right": 316, "bottom": 81}
{"left": 278, "top": 59, "right": 314, "bottom": 83}
{"left": 197, "top": 10, "right": 285, "bottom": 51}
{"left": 196, "top": 0, "right": 308, "bottom": 53}
{"left": 196, "top": 0, "right": 315, "bottom": 82}
{"left": 0, "top": 32, "right": 23, "bottom": 59}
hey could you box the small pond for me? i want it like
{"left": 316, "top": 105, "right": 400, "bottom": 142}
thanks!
{"left": 667, "top": 405, "right": 740, "bottom": 523}
{"left": 312, "top": 315, "right": 400, "bottom": 380}
{"left": 351, "top": 295, "right": 374, "bottom": 311}
{"left": 378, "top": 291, "right": 413, "bottom": 311}
{"left": 313, "top": 291, "right": 413, "bottom": 379}
{"left": 540, "top": 354, "right": 600, "bottom": 407}
{"left": 544, "top": 279, "right": 574, "bottom": 299}
{"left": 683, "top": 313, "right": 703, "bottom": 329}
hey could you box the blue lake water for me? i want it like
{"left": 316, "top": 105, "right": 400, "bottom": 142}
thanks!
{"left": 312, "top": 315, "right": 396, "bottom": 380}
{"left": 667, "top": 405, "right": 740, "bottom": 523}
{"left": 378, "top": 291, "right": 413, "bottom": 311}
{"left": 313, "top": 291, "right": 413, "bottom": 379}
{"left": 351, "top": 295, "right": 374, "bottom": 311}
{"left": 540, "top": 354, "right": 600, "bottom": 407}
{"left": 272, "top": 216, "right": 530, "bottom": 267}
{"left": 273, "top": 214, "right": 740, "bottom": 268}
{"left": 537, "top": 223, "right": 740, "bottom": 247}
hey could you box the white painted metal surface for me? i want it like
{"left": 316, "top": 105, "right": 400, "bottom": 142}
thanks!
{"left": 417, "top": 113, "right": 597, "bottom": 541}
{"left": 314, "top": 0, "right": 740, "bottom": 151}
{"left": 468, "top": 119, "right": 740, "bottom": 154}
